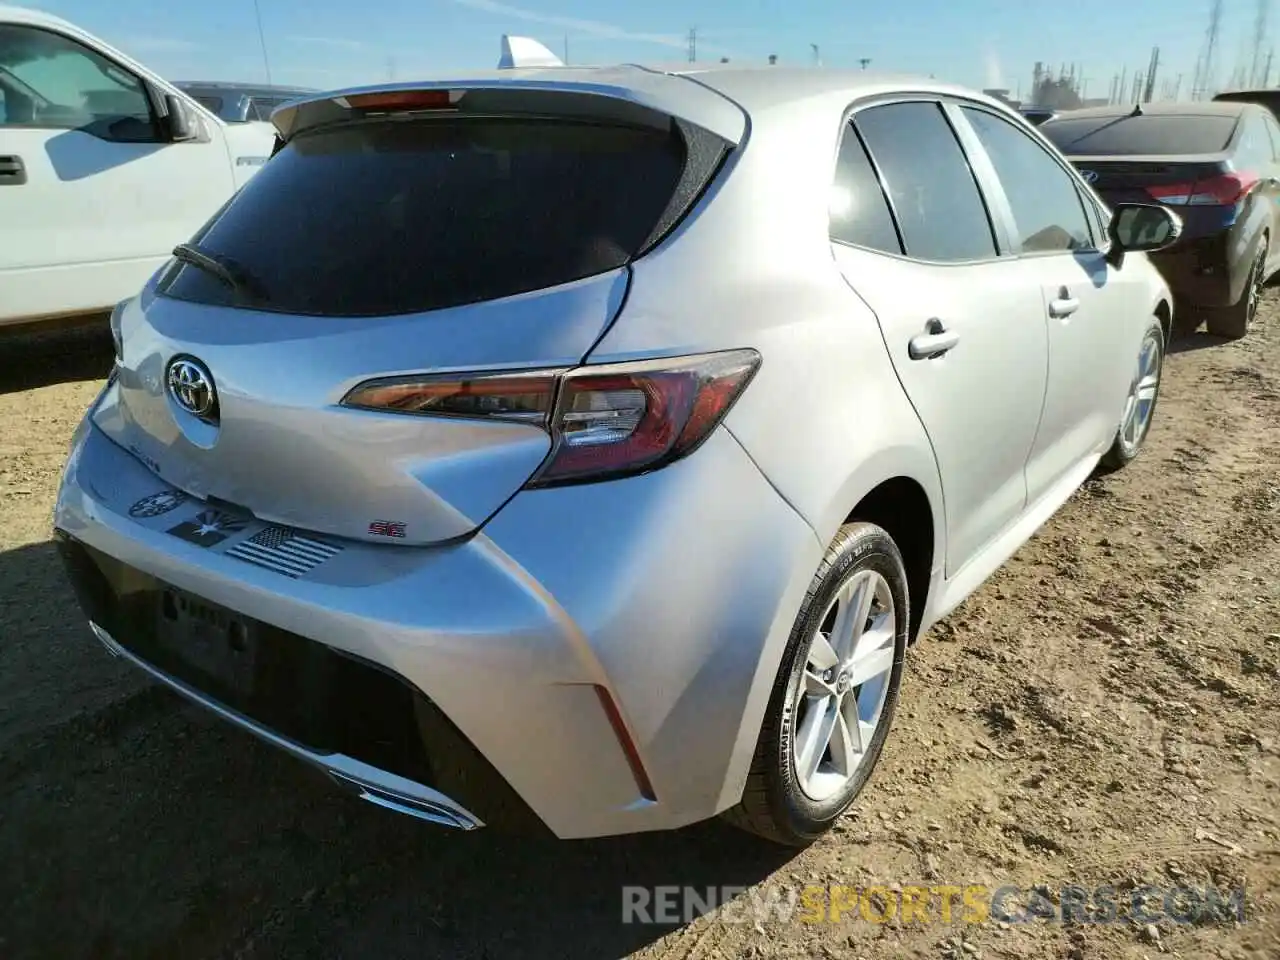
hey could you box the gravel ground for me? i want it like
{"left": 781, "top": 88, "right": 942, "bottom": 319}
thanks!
{"left": 0, "top": 304, "right": 1277, "bottom": 960}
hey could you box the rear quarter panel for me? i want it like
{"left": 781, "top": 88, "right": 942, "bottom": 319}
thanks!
{"left": 588, "top": 91, "right": 944, "bottom": 560}
{"left": 584, "top": 89, "right": 945, "bottom": 817}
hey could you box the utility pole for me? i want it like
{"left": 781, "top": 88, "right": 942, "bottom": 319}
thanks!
{"left": 1131, "top": 71, "right": 1144, "bottom": 103}
{"left": 1265, "top": 48, "right": 1275, "bottom": 87}
{"left": 1193, "top": 0, "right": 1224, "bottom": 99}
{"left": 1173, "top": 73, "right": 1183, "bottom": 99}
{"left": 1250, "top": 0, "right": 1269, "bottom": 86}
{"left": 811, "top": 43, "right": 821, "bottom": 66}
{"left": 859, "top": 57, "right": 871, "bottom": 70}
{"left": 1109, "top": 73, "right": 1119, "bottom": 104}
{"left": 687, "top": 27, "right": 697, "bottom": 63}
{"left": 1143, "top": 46, "right": 1160, "bottom": 102}
{"left": 385, "top": 56, "right": 397, "bottom": 81}
{"left": 563, "top": 34, "right": 569, "bottom": 64}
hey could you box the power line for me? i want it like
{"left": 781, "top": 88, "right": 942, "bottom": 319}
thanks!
{"left": 251, "top": 0, "right": 273, "bottom": 85}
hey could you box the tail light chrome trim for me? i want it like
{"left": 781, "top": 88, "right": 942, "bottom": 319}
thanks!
{"left": 341, "top": 349, "right": 762, "bottom": 488}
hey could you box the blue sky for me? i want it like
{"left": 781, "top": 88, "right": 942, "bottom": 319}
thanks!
{"left": 30, "top": 0, "right": 1266, "bottom": 100}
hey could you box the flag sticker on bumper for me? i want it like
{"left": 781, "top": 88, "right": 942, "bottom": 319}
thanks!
{"left": 225, "top": 525, "right": 342, "bottom": 578}
{"left": 167, "top": 509, "right": 248, "bottom": 547}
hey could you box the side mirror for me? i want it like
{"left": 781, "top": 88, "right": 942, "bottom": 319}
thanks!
{"left": 163, "top": 93, "right": 198, "bottom": 142}
{"left": 1108, "top": 203, "right": 1183, "bottom": 257}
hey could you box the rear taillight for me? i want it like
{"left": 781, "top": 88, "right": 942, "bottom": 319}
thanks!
{"left": 1146, "top": 171, "right": 1257, "bottom": 206}
{"left": 342, "top": 370, "right": 557, "bottom": 425}
{"left": 341, "top": 350, "right": 761, "bottom": 486}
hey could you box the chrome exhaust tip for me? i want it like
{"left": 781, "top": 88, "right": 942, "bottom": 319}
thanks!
{"left": 329, "top": 772, "right": 480, "bottom": 829}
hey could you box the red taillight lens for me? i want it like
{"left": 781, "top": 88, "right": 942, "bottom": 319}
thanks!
{"left": 341, "top": 371, "right": 558, "bottom": 425}
{"left": 1146, "top": 172, "right": 1257, "bottom": 206}
{"left": 340, "top": 350, "right": 761, "bottom": 486}
{"left": 530, "top": 350, "right": 761, "bottom": 486}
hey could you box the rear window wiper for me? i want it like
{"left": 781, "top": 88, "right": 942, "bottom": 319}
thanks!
{"left": 172, "top": 243, "right": 271, "bottom": 303}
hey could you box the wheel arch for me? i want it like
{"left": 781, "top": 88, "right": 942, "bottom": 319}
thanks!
{"left": 1154, "top": 296, "right": 1172, "bottom": 344}
{"left": 842, "top": 475, "right": 938, "bottom": 643}
{"left": 814, "top": 443, "right": 945, "bottom": 645}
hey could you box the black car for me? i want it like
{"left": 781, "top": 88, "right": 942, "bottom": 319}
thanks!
{"left": 1041, "top": 101, "right": 1280, "bottom": 339}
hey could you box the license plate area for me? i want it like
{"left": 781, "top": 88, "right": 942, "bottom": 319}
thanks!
{"left": 157, "top": 588, "right": 257, "bottom": 695}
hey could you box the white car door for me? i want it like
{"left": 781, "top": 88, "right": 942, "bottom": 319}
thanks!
{"left": 828, "top": 100, "right": 1050, "bottom": 577}
{"left": 0, "top": 20, "right": 235, "bottom": 326}
{"left": 953, "top": 104, "right": 1142, "bottom": 504}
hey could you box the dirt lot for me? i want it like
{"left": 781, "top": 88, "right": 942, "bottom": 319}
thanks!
{"left": 1, "top": 305, "right": 1277, "bottom": 960}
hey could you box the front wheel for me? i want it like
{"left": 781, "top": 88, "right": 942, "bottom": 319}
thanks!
{"left": 723, "top": 522, "right": 909, "bottom": 846}
{"left": 1099, "top": 314, "right": 1165, "bottom": 472}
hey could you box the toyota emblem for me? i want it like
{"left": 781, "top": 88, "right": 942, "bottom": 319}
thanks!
{"left": 166, "top": 356, "right": 218, "bottom": 420}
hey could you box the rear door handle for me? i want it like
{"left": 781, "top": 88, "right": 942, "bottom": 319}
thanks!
{"left": 908, "top": 320, "right": 960, "bottom": 360}
{"left": 0, "top": 155, "right": 26, "bottom": 185}
{"left": 1049, "top": 296, "right": 1080, "bottom": 318}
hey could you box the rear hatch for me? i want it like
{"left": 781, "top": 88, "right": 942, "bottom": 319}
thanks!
{"left": 98, "top": 82, "right": 738, "bottom": 545}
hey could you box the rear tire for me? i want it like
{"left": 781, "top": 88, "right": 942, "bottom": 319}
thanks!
{"left": 723, "top": 522, "right": 908, "bottom": 847}
{"left": 1100, "top": 314, "right": 1164, "bottom": 473}
{"left": 1206, "top": 238, "right": 1266, "bottom": 340}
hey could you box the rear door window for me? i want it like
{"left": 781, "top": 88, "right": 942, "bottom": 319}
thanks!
{"left": 158, "top": 117, "right": 688, "bottom": 316}
{"left": 853, "top": 101, "right": 998, "bottom": 262}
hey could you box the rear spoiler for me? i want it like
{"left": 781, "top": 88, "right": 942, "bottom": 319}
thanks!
{"left": 268, "top": 41, "right": 747, "bottom": 146}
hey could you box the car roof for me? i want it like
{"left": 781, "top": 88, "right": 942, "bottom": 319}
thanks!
{"left": 0, "top": 4, "right": 81, "bottom": 31}
{"left": 177, "top": 81, "right": 316, "bottom": 95}
{"left": 1049, "top": 101, "right": 1254, "bottom": 121}
{"left": 273, "top": 64, "right": 1015, "bottom": 146}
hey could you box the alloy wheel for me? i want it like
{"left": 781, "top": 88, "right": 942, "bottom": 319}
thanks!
{"left": 792, "top": 569, "right": 896, "bottom": 802}
{"left": 1246, "top": 248, "right": 1266, "bottom": 328}
{"left": 1117, "top": 326, "right": 1163, "bottom": 456}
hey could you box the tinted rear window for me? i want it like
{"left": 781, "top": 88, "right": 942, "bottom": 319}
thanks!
{"left": 1040, "top": 115, "right": 1238, "bottom": 156}
{"left": 158, "top": 117, "right": 686, "bottom": 316}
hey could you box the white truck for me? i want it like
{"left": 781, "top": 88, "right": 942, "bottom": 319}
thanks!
{"left": 0, "top": 5, "right": 277, "bottom": 332}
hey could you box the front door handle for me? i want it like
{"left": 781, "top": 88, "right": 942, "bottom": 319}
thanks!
{"left": 1049, "top": 296, "right": 1080, "bottom": 318}
{"left": 0, "top": 155, "right": 26, "bottom": 185}
{"left": 908, "top": 319, "right": 960, "bottom": 360}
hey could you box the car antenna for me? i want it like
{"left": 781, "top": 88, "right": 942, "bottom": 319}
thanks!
{"left": 1130, "top": 101, "right": 1144, "bottom": 116}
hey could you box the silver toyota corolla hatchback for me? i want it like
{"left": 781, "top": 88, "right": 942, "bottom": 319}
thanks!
{"left": 54, "top": 62, "right": 1181, "bottom": 845}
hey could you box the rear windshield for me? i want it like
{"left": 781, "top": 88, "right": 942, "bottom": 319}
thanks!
{"left": 158, "top": 117, "right": 687, "bottom": 316}
{"left": 1040, "top": 115, "right": 1238, "bottom": 156}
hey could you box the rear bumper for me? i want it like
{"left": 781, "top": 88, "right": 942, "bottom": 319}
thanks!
{"left": 1149, "top": 232, "right": 1236, "bottom": 307}
{"left": 54, "top": 413, "right": 821, "bottom": 839}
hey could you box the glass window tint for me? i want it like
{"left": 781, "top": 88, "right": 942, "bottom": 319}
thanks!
{"left": 1235, "top": 115, "right": 1273, "bottom": 169}
{"left": 1040, "top": 115, "right": 1238, "bottom": 156}
{"left": 1263, "top": 115, "right": 1280, "bottom": 159}
{"left": 829, "top": 123, "right": 901, "bottom": 253}
{"left": 962, "top": 107, "right": 1094, "bottom": 254}
{"left": 0, "top": 25, "right": 156, "bottom": 140}
{"left": 854, "top": 102, "right": 997, "bottom": 262}
{"left": 159, "top": 117, "right": 687, "bottom": 317}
